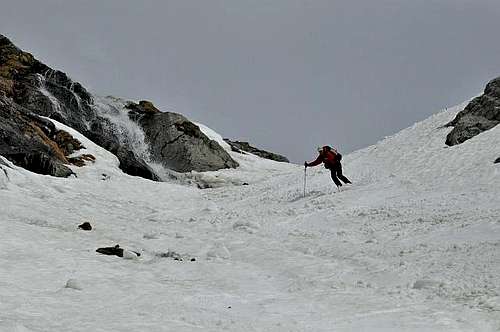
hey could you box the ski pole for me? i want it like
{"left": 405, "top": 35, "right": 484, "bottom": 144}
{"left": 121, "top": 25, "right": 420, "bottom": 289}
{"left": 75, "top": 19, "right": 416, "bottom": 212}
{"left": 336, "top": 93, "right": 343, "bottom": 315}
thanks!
{"left": 303, "top": 166, "right": 307, "bottom": 197}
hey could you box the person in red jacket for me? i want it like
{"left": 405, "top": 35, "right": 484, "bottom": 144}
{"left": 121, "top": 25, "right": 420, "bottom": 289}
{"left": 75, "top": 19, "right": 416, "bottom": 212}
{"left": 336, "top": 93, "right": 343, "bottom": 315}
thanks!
{"left": 305, "top": 146, "right": 351, "bottom": 188}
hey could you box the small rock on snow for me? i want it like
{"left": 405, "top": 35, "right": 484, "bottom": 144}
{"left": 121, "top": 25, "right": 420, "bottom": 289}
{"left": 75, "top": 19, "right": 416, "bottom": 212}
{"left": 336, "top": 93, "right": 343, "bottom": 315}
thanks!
{"left": 78, "top": 222, "right": 92, "bottom": 231}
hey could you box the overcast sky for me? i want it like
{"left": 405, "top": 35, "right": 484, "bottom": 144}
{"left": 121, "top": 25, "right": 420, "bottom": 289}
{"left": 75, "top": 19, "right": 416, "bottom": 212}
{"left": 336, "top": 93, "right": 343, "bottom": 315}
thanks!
{"left": 2, "top": 0, "right": 500, "bottom": 162}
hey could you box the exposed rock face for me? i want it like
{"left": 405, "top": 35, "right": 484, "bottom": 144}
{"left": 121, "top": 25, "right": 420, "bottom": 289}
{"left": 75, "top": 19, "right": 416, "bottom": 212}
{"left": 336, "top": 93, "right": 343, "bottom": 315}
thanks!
{"left": 0, "top": 95, "right": 74, "bottom": 177}
{"left": 0, "top": 34, "right": 159, "bottom": 180}
{"left": 446, "top": 77, "right": 500, "bottom": 146}
{"left": 136, "top": 112, "right": 238, "bottom": 172}
{"left": 68, "top": 154, "right": 95, "bottom": 167}
{"left": 1, "top": 34, "right": 238, "bottom": 178}
{"left": 223, "top": 139, "right": 289, "bottom": 163}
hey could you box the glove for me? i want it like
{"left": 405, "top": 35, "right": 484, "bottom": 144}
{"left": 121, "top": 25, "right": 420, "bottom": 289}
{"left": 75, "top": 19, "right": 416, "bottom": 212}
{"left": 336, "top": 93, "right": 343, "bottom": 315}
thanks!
{"left": 304, "top": 161, "right": 308, "bottom": 168}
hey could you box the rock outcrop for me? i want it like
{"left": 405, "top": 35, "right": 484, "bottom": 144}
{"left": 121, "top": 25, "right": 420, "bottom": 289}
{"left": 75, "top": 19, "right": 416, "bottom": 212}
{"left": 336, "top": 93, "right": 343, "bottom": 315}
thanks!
{"left": 0, "top": 94, "right": 78, "bottom": 177}
{"left": 446, "top": 76, "right": 500, "bottom": 146}
{"left": 1, "top": 34, "right": 238, "bottom": 178}
{"left": 223, "top": 139, "right": 289, "bottom": 163}
{"left": 0, "top": 34, "right": 159, "bottom": 180}
{"left": 125, "top": 100, "right": 161, "bottom": 115}
{"left": 135, "top": 111, "right": 238, "bottom": 172}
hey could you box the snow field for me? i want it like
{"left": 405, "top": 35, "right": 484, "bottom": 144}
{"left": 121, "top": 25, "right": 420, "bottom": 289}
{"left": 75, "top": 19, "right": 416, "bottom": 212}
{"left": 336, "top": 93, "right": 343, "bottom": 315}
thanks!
{"left": 0, "top": 103, "right": 499, "bottom": 331}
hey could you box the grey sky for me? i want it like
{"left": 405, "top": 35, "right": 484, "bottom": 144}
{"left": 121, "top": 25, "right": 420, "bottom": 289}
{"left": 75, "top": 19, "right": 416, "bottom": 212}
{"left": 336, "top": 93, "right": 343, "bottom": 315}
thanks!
{"left": 2, "top": 0, "right": 500, "bottom": 163}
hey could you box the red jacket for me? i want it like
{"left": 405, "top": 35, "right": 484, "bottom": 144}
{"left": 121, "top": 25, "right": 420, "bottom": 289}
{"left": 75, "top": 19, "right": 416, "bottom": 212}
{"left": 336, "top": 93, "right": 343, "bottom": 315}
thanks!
{"left": 307, "top": 150, "right": 338, "bottom": 168}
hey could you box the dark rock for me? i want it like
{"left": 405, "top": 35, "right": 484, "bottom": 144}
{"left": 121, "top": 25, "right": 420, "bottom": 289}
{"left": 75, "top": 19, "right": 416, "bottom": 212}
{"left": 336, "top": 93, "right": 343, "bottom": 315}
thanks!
{"left": 190, "top": 258, "right": 196, "bottom": 262}
{"left": 78, "top": 222, "right": 92, "bottom": 231}
{"left": 96, "top": 244, "right": 123, "bottom": 256}
{"left": 495, "top": 157, "right": 500, "bottom": 164}
{"left": 242, "top": 182, "right": 249, "bottom": 186}
{"left": 68, "top": 154, "right": 95, "bottom": 167}
{"left": 114, "top": 147, "right": 160, "bottom": 181}
{"left": 136, "top": 111, "right": 238, "bottom": 172}
{"left": 197, "top": 182, "right": 213, "bottom": 189}
{"left": 125, "top": 100, "right": 161, "bottom": 115}
{"left": 223, "top": 139, "right": 289, "bottom": 162}
{"left": 0, "top": 95, "right": 74, "bottom": 177}
{"left": 10, "top": 151, "right": 75, "bottom": 178}
{"left": 96, "top": 244, "right": 140, "bottom": 258}
{"left": 445, "top": 116, "right": 498, "bottom": 146}
{"left": 446, "top": 76, "right": 500, "bottom": 145}
{"left": 53, "top": 130, "right": 83, "bottom": 155}
{"left": 228, "top": 145, "right": 243, "bottom": 153}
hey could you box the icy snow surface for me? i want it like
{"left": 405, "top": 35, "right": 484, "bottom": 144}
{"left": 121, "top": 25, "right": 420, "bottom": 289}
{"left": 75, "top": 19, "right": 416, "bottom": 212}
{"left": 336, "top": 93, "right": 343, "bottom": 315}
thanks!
{"left": 1, "top": 102, "right": 499, "bottom": 331}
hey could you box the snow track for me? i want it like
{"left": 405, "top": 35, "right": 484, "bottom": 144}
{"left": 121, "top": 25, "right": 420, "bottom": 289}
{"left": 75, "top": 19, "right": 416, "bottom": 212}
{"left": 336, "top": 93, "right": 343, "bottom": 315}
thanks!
{"left": 0, "top": 103, "right": 499, "bottom": 331}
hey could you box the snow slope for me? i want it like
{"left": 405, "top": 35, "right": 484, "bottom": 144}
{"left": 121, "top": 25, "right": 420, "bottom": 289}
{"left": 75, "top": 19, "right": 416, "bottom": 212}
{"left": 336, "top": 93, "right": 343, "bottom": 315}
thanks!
{"left": 0, "top": 102, "right": 499, "bottom": 331}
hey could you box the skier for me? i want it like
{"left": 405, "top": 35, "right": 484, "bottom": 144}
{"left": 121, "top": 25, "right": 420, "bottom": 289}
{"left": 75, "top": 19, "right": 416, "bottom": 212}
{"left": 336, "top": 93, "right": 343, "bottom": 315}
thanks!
{"left": 304, "top": 146, "right": 351, "bottom": 189}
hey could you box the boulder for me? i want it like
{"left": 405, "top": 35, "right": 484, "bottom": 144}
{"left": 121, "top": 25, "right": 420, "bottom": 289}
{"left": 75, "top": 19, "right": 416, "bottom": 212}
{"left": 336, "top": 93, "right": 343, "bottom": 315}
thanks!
{"left": 96, "top": 244, "right": 140, "bottom": 258}
{"left": 135, "top": 111, "right": 238, "bottom": 172}
{"left": 78, "top": 222, "right": 92, "bottom": 231}
{"left": 495, "top": 157, "right": 500, "bottom": 164}
{"left": 114, "top": 147, "right": 161, "bottom": 180}
{"left": 125, "top": 100, "right": 161, "bottom": 115}
{"left": 446, "top": 76, "right": 500, "bottom": 145}
{"left": 223, "top": 139, "right": 289, "bottom": 162}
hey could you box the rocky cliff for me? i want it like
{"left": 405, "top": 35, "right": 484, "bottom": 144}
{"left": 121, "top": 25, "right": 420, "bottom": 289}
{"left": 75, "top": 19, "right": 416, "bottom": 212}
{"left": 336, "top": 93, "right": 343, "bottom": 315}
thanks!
{"left": 0, "top": 34, "right": 238, "bottom": 179}
{"left": 127, "top": 101, "right": 238, "bottom": 172}
{"left": 446, "top": 76, "right": 500, "bottom": 147}
{"left": 0, "top": 95, "right": 77, "bottom": 177}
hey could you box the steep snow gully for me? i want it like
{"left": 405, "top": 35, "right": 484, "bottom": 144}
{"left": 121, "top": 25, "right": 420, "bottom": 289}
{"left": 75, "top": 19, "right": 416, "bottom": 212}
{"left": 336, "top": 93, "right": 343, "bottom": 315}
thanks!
{"left": 0, "top": 102, "right": 499, "bottom": 331}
